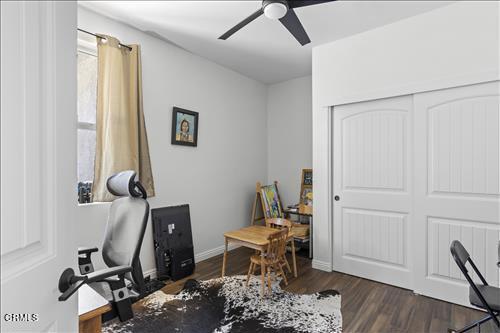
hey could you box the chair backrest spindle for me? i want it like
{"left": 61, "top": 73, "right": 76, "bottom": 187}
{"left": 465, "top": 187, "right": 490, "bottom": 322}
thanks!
{"left": 266, "top": 228, "right": 288, "bottom": 261}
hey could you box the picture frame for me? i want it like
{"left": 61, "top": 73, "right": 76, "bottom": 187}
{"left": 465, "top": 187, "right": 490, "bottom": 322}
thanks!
{"left": 171, "top": 107, "right": 199, "bottom": 147}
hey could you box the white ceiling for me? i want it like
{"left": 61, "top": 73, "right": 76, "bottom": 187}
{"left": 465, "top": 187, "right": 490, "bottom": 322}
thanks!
{"left": 79, "top": 1, "right": 452, "bottom": 84}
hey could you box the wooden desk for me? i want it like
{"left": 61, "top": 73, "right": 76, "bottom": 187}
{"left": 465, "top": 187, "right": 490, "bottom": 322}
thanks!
{"left": 222, "top": 226, "right": 297, "bottom": 296}
{"left": 79, "top": 284, "right": 111, "bottom": 333}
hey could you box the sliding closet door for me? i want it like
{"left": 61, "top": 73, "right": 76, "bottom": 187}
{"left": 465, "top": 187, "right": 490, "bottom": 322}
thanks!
{"left": 332, "top": 95, "right": 413, "bottom": 289}
{"left": 413, "top": 81, "right": 500, "bottom": 306}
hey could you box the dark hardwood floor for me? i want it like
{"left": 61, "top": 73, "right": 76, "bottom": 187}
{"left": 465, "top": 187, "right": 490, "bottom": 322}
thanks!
{"left": 157, "top": 247, "right": 496, "bottom": 333}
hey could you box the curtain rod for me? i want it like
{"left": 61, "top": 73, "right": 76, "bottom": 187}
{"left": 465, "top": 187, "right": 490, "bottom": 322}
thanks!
{"left": 78, "top": 28, "right": 132, "bottom": 51}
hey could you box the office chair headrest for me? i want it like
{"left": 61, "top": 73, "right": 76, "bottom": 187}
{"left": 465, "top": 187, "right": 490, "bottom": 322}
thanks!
{"left": 106, "top": 170, "right": 147, "bottom": 199}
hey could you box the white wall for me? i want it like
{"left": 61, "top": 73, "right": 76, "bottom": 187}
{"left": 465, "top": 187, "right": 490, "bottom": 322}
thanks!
{"left": 312, "top": 1, "right": 500, "bottom": 270}
{"left": 77, "top": 7, "right": 268, "bottom": 275}
{"left": 267, "top": 76, "right": 312, "bottom": 207}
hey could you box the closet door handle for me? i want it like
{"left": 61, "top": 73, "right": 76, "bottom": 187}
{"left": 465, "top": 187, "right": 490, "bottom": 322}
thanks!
{"left": 334, "top": 195, "right": 340, "bottom": 201}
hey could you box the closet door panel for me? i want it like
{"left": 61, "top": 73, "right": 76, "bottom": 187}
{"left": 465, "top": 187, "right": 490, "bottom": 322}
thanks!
{"left": 332, "top": 95, "right": 413, "bottom": 289}
{"left": 413, "top": 81, "right": 500, "bottom": 307}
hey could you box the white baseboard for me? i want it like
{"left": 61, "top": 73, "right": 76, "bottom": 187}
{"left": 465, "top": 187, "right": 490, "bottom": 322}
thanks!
{"left": 143, "top": 244, "right": 240, "bottom": 280}
{"left": 194, "top": 244, "right": 239, "bottom": 263}
{"left": 143, "top": 268, "right": 157, "bottom": 280}
{"left": 312, "top": 259, "right": 332, "bottom": 272}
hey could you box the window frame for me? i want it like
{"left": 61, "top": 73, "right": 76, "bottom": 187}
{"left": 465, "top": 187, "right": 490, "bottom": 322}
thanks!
{"left": 77, "top": 38, "right": 98, "bottom": 203}
{"left": 77, "top": 37, "right": 98, "bottom": 133}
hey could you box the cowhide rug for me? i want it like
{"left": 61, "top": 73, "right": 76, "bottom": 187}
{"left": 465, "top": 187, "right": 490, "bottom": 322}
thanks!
{"left": 103, "top": 275, "right": 342, "bottom": 333}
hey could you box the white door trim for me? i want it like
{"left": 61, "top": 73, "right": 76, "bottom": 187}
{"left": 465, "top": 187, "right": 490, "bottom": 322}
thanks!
{"left": 312, "top": 106, "right": 334, "bottom": 272}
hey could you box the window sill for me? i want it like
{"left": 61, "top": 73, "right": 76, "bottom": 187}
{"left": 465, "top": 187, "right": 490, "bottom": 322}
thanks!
{"left": 78, "top": 201, "right": 110, "bottom": 207}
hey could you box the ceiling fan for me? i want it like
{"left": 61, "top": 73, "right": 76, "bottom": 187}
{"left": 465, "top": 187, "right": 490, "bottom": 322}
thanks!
{"left": 219, "top": 0, "right": 335, "bottom": 46}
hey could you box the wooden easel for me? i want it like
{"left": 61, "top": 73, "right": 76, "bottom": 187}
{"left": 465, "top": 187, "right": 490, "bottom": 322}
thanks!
{"left": 250, "top": 181, "right": 285, "bottom": 225}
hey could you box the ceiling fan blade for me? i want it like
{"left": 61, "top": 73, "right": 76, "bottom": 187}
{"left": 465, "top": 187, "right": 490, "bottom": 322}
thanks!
{"left": 219, "top": 8, "right": 264, "bottom": 40}
{"left": 287, "top": 0, "right": 336, "bottom": 9}
{"left": 279, "top": 9, "right": 311, "bottom": 46}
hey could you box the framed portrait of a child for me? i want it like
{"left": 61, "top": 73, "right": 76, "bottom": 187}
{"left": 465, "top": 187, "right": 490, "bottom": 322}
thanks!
{"left": 171, "top": 107, "right": 199, "bottom": 147}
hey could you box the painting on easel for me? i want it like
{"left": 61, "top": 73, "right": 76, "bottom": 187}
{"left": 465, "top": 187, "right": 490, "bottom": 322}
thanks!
{"left": 260, "top": 184, "right": 283, "bottom": 218}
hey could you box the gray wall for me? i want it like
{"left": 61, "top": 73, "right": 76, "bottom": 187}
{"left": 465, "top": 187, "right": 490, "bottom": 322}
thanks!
{"left": 77, "top": 7, "right": 268, "bottom": 274}
{"left": 267, "top": 76, "right": 312, "bottom": 207}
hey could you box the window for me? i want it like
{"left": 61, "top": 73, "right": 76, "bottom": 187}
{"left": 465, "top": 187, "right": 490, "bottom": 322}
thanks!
{"left": 77, "top": 44, "right": 97, "bottom": 203}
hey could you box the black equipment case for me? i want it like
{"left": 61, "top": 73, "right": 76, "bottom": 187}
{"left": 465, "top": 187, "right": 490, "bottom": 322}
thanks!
{"left": 151, "top": 204, "right": 195, "bottom": 281}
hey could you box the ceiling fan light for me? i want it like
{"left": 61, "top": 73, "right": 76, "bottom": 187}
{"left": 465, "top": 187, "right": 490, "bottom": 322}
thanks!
{"left": 264, "top": 2, "right": 288, "bottom": 20}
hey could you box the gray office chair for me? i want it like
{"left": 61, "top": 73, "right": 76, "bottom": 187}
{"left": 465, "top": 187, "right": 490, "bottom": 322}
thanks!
{"left": 449, "top": 240, "right": 500, "bottom": 333}
{"left": 78, "top": 170, "right": 150, "bottom": 321}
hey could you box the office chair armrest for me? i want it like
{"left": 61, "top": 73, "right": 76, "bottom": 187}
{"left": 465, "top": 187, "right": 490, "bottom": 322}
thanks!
{"left": 78, "top": 247, "right": 99, "bottom": 274}
{"left": 86, "top": 265, "right": 132, "bottom": 283}
{"left": 78, "top": 246, "right": 99, "bottom": 255}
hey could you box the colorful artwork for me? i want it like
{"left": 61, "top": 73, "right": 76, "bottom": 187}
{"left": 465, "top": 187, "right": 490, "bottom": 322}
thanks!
{"left": 301, "top": 188, "right": 313, "bottom": 206}
{"left": 171, "top": 107, "right": 199, "bottom": 147}
{"left": 299, "top": 169, "right": 313, "bottom": 207}
{"left": 261, "top": 184, "right": 283, "bottom": 218}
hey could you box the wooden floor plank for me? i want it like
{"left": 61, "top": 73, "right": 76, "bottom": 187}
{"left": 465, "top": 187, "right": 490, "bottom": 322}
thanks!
{"left": 157, "top": 247, "right": 497, "bottom": 333}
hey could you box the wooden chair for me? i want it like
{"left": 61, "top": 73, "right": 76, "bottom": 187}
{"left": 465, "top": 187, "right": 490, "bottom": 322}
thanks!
{"left": 251, "top": 181, "right": 298, "bottom": 277}
{"left": 265, "top": 218, "right": 295, "bottom": 277}
{"left": 246, "top": 228, "right": 289, "bottom": 297}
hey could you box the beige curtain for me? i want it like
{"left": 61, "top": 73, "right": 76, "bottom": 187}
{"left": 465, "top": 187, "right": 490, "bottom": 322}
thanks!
{"left": 92, "top": 35, "right": 155, "bottom": 202}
